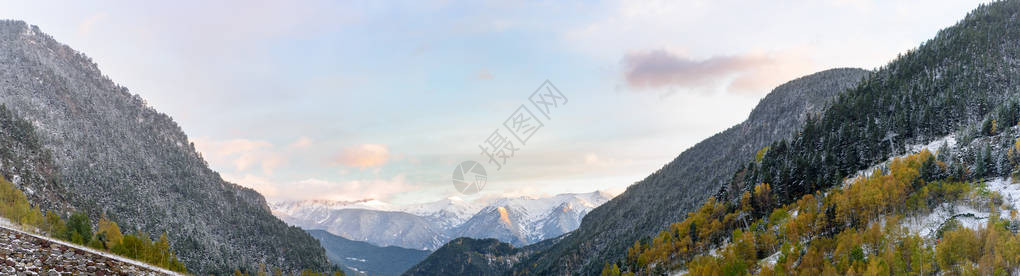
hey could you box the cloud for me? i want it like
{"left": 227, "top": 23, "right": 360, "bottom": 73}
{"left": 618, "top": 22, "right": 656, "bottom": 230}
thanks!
{"left": 602, "top": 185, "right": 627, "bottom": 198}
{"left": 221, "top": 173, "right": 279, "bottom": 198}
{"left": 195, "top": 138, "right": 412, "bottom": 201}
{"left": 220, "top": 173, "right": 417, "bottom": 202}
{"left": 622, "top": 48, "right": 814, "bottom": 95}
{"left": 336, "top": 144, "right": 390, "bottom": 168}
{"left": 77, "top": 12, "right": 108, "bottom": 37}
{"left": 476, "top": 68, "right": 494, "bottom": 80}
{"left": 288, "top": 136, "right": 314, "bottom": 149}
{"left": 582, "top": 152, "right": 633, "bottom": 167}
{"left": 477, "top": 186, "right": 552, "bottom": 201}
{"left": 285, "top": 175, "right": 417, "bottom": 201}
{"left": 583, "top": 153, "right": 600, "bottom": 165}
{"left": 192, "top": 137, "right": 285, "bottom": 175}
{"left": 623, "top": 49, "right": 769, "bottom": 89}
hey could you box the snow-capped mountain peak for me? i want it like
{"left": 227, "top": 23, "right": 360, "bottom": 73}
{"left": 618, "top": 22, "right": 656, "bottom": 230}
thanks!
{"left": 269, "top": 190, "right": 616, "bottom": 250}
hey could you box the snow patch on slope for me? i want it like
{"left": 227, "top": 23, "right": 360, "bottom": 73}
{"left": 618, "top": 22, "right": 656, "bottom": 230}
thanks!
{"left": 844, "top": 135, "right": 956, "bottom": 186}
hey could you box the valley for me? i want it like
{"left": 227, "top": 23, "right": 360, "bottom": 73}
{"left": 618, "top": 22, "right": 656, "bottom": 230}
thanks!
{"left": 272, "top": 192, "right": 613, "bottom": 275}
{"left": 2, "top": 1, "right": 1019, "bottom": 275}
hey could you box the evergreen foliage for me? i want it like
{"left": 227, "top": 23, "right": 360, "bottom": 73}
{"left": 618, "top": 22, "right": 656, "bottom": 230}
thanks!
{"left": 0, "top": 175, "right": 187, "bottom": 273}
{"left": 615, "top": 151, "right": 1020, "bottom": 274}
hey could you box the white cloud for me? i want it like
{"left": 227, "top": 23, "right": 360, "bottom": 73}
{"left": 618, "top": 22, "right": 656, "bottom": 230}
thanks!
{"left": 221, "top": 173, "right": 420, "bottom": 202}
{"left": 221, "top": 173, "right": 279, "bottom": 198}
{"left": 581, "top": 152, "right": 634, "bottom": 168}
{"left": 76, "top": 12, "right": 107, "bottom": 37}
{"left": 282, "top": 175, "right": 418, "bottom": 201}
{"left": 192, "top": 137, "right": 416, "bottom": 201}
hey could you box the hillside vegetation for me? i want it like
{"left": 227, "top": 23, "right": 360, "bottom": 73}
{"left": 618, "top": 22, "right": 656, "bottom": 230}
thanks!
{"left": 613, "top": 149, "right": 1020, "bottom": 275}
{"left": 603, "top": 2, "right": 1020, "bottom": 274}
{"left": 0, "top": 175, "right": 187, "bottom": 272}
{"left": 0, "top": 20, "right": 330, "bottom": 274}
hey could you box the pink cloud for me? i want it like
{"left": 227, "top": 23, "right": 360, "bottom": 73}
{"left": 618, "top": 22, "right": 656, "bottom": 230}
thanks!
{"left": 476, "top": 68, "right": 494, "bottom": 80}
{"left": 288, "top": 136, "right": 314, "bottom": 149}
{"left": 623, "top": 48, "right": 815, "bottom": 94}
{"left": 191, "top": 137, "right": 286, "bottom": 175}
{"left": 289, "top": 175, "right": 416, "bottom": 202}
{"left": 336, "top": 144, "right": 390, "bottom": 168}
{"left": 220, "top": 173, "right": 418, "bottom": 202}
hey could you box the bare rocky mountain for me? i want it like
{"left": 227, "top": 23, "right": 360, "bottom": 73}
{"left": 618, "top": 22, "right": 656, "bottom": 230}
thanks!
{"left": 0, "top": 20, "right": 328, "bottom": 274}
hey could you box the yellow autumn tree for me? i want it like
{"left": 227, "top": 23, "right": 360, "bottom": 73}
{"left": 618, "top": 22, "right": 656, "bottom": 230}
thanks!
{"left": 96, "top": 213, "right": 124, "bottom": 249}
{"left": 753, "top": 183, "right": 772, "bottom": 211}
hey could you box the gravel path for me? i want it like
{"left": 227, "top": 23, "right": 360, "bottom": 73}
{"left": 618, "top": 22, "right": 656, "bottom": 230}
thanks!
{"left": 0, "top": 225, "right": 179, "bottom": 275}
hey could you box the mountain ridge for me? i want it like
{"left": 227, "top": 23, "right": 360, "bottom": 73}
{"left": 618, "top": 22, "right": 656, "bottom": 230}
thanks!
{"left": 0, "top": 20, "right": 329, "bottom": 274}
{"left": 271, "top": 190, "right": 614, "bottom": 250}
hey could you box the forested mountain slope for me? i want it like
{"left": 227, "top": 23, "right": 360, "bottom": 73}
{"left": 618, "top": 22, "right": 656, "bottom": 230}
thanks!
{"left": 0, "top": 20, "right": 329, "bottom": 274}
{"left": 0, "top": 104, "right": 68, "bottom": 213}
{"left": 405, "top": 236, "right": 563, "bottom": 276}
{"left": 732, "top": 0, "right": 1020, "bottom": 207}
{"left": 614, "top": 0, "right": 1020, "bottom": 274}
{"left": 307, "top": 229, "right": 430, "bottom": 276}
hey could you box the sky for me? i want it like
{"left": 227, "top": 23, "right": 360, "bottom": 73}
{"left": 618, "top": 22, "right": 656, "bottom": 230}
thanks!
{"left": 0, "top": 0, "right": 994, "bottom": 205}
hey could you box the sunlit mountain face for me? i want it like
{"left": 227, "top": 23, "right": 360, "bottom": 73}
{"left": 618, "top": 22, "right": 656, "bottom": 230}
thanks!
{"left": 270, "top": 191, "right": 615, "bottom": 250}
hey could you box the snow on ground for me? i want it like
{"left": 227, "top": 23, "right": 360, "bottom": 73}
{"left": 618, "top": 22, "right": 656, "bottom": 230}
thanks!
{"left": 0, "top": 218, "right": 184, "bottom": 276}
{"left": 904, "top": 202, "right": 989, "bottom": 238}
{"left": 908, "top": 134, "right": 957, "bottom": 155}
{"left": 844, "top": 135, "right": 956, "bottom": 187}
{"left": 985, "top": 177, "right": 1020, "bottom": 211}
{"left": 662, "top": 135, "right": 1003, "bottom": 275}
{"left": 904, "top": 177, "right": 1020, "bottom": 238}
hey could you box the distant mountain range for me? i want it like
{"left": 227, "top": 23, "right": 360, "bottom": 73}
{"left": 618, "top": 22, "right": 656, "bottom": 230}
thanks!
{"left": 271, "top": 191, "right": 614, "bottom": 251}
